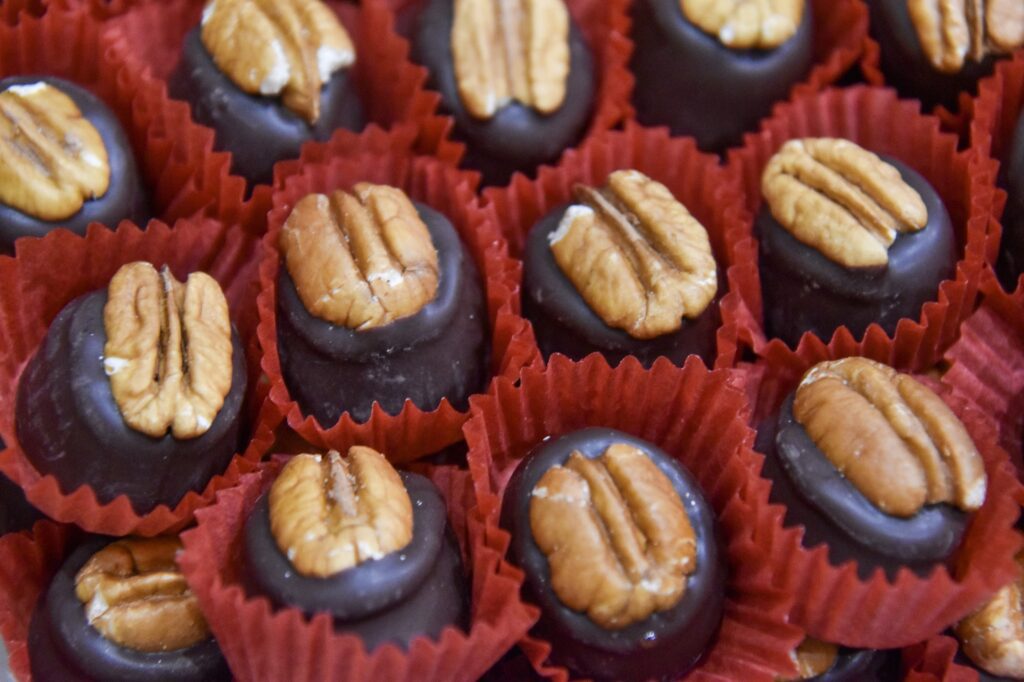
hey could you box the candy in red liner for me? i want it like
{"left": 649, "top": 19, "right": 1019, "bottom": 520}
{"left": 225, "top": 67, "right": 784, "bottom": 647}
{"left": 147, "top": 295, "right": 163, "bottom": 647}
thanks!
{"left": 464, "top": 353, "right": 806, "bottom": 680}
{"left": 0, "top": 218, "right": 278, "bottom": 537}
{"left": 0, "top": 521, "right": 74, "bottom": 682}
{"left": 258, "top": 149, "right": 535, "bottom": 464}
{"left": 177, "top": 459, "right": 537, "bottom": 682}
{"left": 482, "top": 122, "right": 759, "bottom": 370}
{"left": 728, "top": 86, "right": 999, "bottom": 370}
{"left": 742, "top": 343, "right": 1024, "bottom": 648}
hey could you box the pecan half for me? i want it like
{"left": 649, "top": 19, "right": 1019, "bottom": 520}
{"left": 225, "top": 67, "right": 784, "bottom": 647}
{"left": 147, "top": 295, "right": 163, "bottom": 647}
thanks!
{"left": 680, "top": 0, "right": 804, "bottom": 49}
{"left": 794, "top": 357, "right": 986, "bottom": 517}
{"left": 200, "top": 0, "right": 355, "bottom": 123}
{"left": 103, "top": 262, "right": 233, "bottom": 440}
{"left": 529, "top": 443, "right": 697, "bottom": 629}
{"left": 762, "top": 138, "right": 929, "bottom": 269}
{"left": 280, "top": 184, "right": 440, "bottom": 330}
{"left": 0, "top": 82, "right": 109, "bottom": 222}
{"left": 75, "top": 537, "right": 208, "bottom": 652}
{"left": 270, "top": 448, "right": 414, "bottom": 578}
{"left": 956, "top": 553, "right": 1024, "bottom": 678}
{"left": 908, "top": 0, "right": 1024, "bottom": 74}
{"left": 548, "top": 169, "right": 717, "bottom": 340}
{"left": 779, "top": 638, "right": 839, "bottom": 680}
{"left": 451, "top": 0, "right": 570, "bottom": 120}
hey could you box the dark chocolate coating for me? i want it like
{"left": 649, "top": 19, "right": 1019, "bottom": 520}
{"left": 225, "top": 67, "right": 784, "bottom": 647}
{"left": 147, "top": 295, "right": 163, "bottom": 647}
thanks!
{"left": 0, "top": 76, "right": 149, "bottom": 253}
{"left": 501, "top": 427, "right": 726, "bottom": 682}
{"left": 0, "top": 469, "right": 43, "bottom": 536}
{"left": 243, "top": 471, "right": 468, "bottom": 650}
{"left": 169, "top": 28, "right": 366, "bottom": 186}
{"left": 868, "top": 0, "right": 1002, "bottom": 112}
{"left": 630, "top": 0, "right": 813, "bottom": 152}
{"left": 998, "top": 111, "right": 1024, "bottom": 289}
{"left": 522, "top": 203, "right": 720, "bottom": 367}
{"left": 806, "top": 647, "right": 900, "bottom": 682}
{"left": 411, "top": 0, "right": 595, "bottom": 187}
{"left": 276, "top": 202, "right": 488, "bottom": 426}
{"left": 28, "top": 538, "right": 230, "bottom": 682}
{"left": 758, "top": 157, "right": 956, "bottom": 347}
{"left": 758, "top": 394, "right": 969, "bottom": 581}
{"left": 15, "top": 289, "right": 248, "bottom": 514}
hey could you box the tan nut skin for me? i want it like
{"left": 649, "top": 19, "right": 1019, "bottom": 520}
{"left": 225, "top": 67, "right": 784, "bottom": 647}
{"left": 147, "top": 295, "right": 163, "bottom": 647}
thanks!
{"left": 956, "top": 553, "right": 1024, "bottom": 678}
{"left": 909, "top": 0, "right": 1024, "bottom": 74}
{"left": 794, "top": 357, "right": 986, "bottom": 518}
{"left": 75, "top": 537, "right": 209, "bottom": 653}
{"left": 548, "top": 169, "right": 717, "bottom": 340}
{"left": 280, "top": 184, "right": 440, "bottom": 330}
{"left": 103, "top": 262, "right": 233, "bottom": 440}
{"left": 451, "top": 0, "right": 570, "bottom": 120}
{"left": 681, "top": 0, "right": 804, "bottom": 49}
{"left": 0, "top": 82, "right": 110, "bottom": 222}
{"left": 201, "top": 0, "right": 355, "bottom": 123}
{"left": 777, "top": 638, "right": 839, "bottom": 680}
{"left": 762, "top": 138, "right": 929, "bottom": 269}
{"left": 529, "top": 443, "right": 697, "bottom": 629}
{"left": 269, "top": 448, "right": 414, "bottom": 578}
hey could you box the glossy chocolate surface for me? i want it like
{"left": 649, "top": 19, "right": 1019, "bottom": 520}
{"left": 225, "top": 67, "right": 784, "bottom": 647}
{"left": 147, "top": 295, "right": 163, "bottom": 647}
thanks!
{"left": 15, "top": 289, "right": 247, "bottom": 514}
{"left": 759, "top": 394, "right": 969, "bottom": 580}
{"left": 501, "top": 427, "right": 725, "bottom": 682}
{"left": 0, "top": 76, "right": 149, "bottom": 253}
{"left": 169, "top": 29, "right": 366, "bottom": 186}
{"left": 523, "top": 203, "right": 720, "bottom": 367}
{"left": 806, "top": 647, "right": 899, "bottom": 682}
{"left": 999, "top": 111, "right": 1024, "bottom": 288}
{"left": 276, "top": 202, "right": 487, "bottom": 426}
{"left": 243, "top": 471, "right": 468, "bottom": 650}
{"left": 411, "top": 0, "right": 595, "bottom": 186}
{"left": 28, "top": 538, "right": 230, "bottom": 682}
{"left": 758, "top": 157, "right": 956, "bottom": 347}
{"left": 630, "top": 0, "right": 813, "bottom": 152}
{"left": 868, "top": 0, "right": 1001, "bottom": 112}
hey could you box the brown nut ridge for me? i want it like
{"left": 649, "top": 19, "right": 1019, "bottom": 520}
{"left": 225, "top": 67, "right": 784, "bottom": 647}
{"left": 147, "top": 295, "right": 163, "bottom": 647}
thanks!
{"left": 908, "top": 0, "right": 1024, "bottom": 74}
{"left": 548, "top": 169, "right": 717, "bottom": 340}
{"left": 279, "top": 184, "right": 440, "bottom": 330}
{"left": 200, "top": 0, "right": 355, "bottom": 123}
{"left": 680, "top": 0, "right": 804, "bottom": 49}
{"left": 956, "top": 553, "right": 1024, "bottom": 678}
{"left": 779, "top": 638, "right": 839, "bottom": 680}
{"left": 529, "top": 443, "right": 697, "bottom": 629}
{"left": 103, "top": 262, "right": 233, "bottom": 440}
{"left": 794, "top": 357, "right": 987, "bottom": 518}
{"left": 762, "top": 138, "right": 929, "bottom": 269}
{"left": 269, "top": 448, "right": 414, "bottom": 578}
{"left": 451, "top": 0, "right": 570, "bottom": 120}
{"left": 75, "top": 537, "right": 209, "bottom": 653}
{"left": 0, "top": 82, "right": 110, "bottom": 222}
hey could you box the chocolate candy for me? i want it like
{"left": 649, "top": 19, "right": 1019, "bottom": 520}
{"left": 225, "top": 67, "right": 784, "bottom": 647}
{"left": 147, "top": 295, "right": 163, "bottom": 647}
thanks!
{"left": 28, "top": 537, "right": 230, "bottom": 682}
{"left": 501, "top": 427, "right": 725, "bottom": 681}
{"left": 411, "top": 0, "right": 596, "bottom": 187}
{"left": 15, "top": 266, "right": 247, "bottom": 513}
{"left": 276, "top": 200, "right": 487, "bottom": 426}
{"left": 630, "top": 0, "right": 813, "bottom": 152}
{"left": 758, "top": 153, "right": 955, "bottom": 347}
{"left": 999, "top": 111, "right": 1024, "bottom": 287}
{"left": 242, "top": 451, "right": 468, "bottom": 649}
{"left": 0, "top": 469, "right": 43, "bottom": 536}
{"left": 169, "top": 17, "right": 365, "bottom": 186}
{"left": 0, "top": 76, "right": 149, "bottom": 253}
{"left": 798, "top": 646, "right": 899, "bottom": 682}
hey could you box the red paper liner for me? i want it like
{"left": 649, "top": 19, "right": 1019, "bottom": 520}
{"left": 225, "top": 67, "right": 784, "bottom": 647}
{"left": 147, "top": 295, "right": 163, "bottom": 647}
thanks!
{"left": 481, "top": 122, "right": 759, "bottom": 369}
{"left": 942, "top": 270, "right": 1024, "bottom": 475}
{"left": 740, "top": 343, "right": 1024, "bottom": 648}
{"left": 367, "top": 0, "right": 633, "bottom": 186}
{"left": 790, "top": 0, "right": 869, "bottom": 99}
{"left": 0, "top": 0, "right": 47, "bottom": 25}
{"left": 728, "top": 86, "right": 1000, "bottom": 370}
{"left": 464, "top": 354, "right": 807, "bottom": 681}
{"left": 0, "top": 520, "right": 75, "bottom": 682}
{"left": 968, "top": 54, "right": 1024, "bottom": 164}
{"left": 177, "top": 458, "right": 536, "bottom": 682}
{"left": 0, "top": 218, "right": 280, "bottom": 537}
{"left": 903, "top": 634, "right": 987, "bottom": 682}
{"left": 258, "top": 149, "right": 537, "bottom": 464}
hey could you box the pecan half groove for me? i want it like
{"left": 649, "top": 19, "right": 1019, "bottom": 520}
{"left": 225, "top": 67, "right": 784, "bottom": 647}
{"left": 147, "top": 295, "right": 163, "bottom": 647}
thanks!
{"left": 680, "top": 0, "right": 804, "bottom": 49}
{"left": 908, "top": 0, "right": 1024, "bottom": 73}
